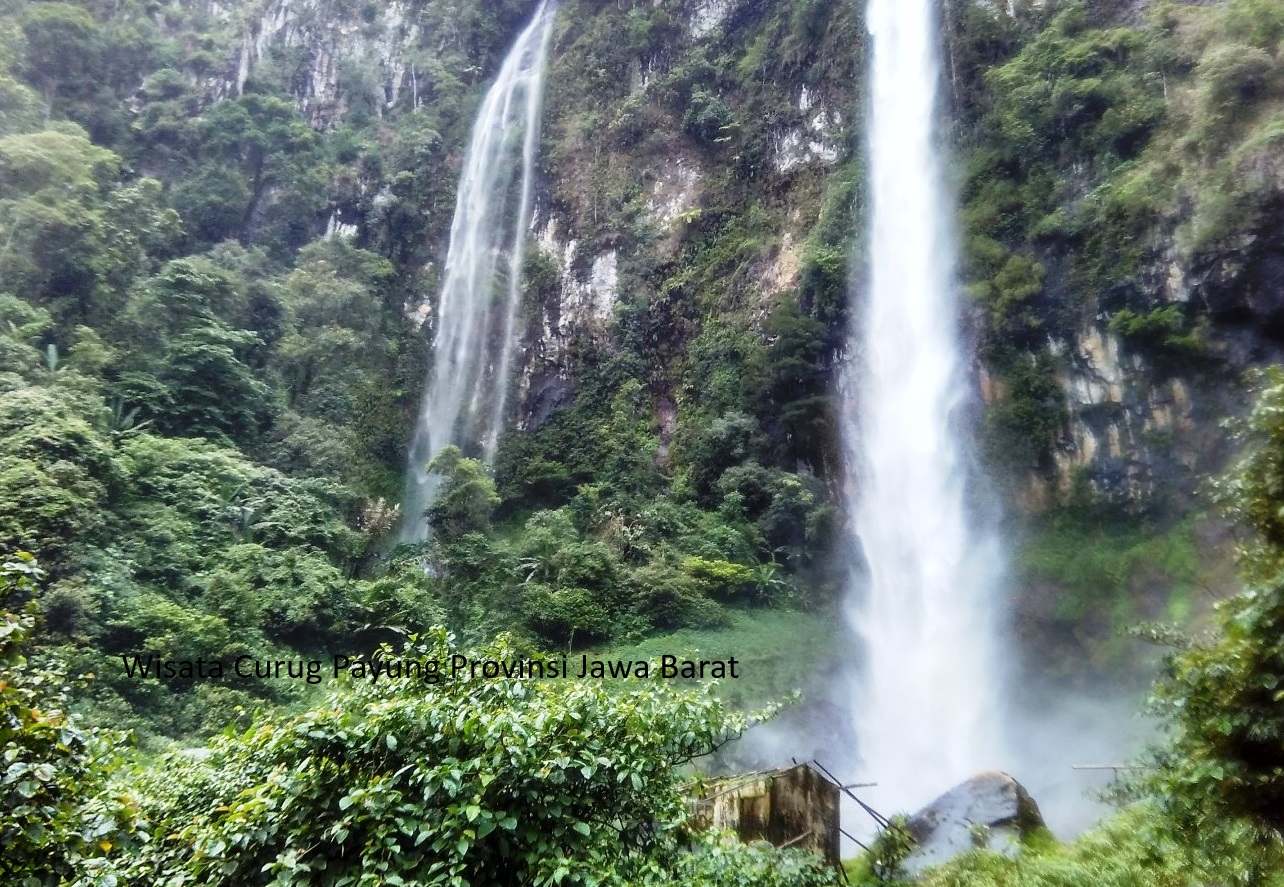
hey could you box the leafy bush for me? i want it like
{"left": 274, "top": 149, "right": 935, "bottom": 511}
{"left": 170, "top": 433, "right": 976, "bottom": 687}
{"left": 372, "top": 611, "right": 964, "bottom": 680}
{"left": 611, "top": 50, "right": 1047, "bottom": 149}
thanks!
{"left": 1134, "top": 371, "right": 1284, "bottom": 864}
{"left": 1, "top": 553, "right": 117, "bottom": 887}
{"left": 1107, "top": 306, "right": 1204, "bottom": 355}
{"left": 427, "top": 446, "right": 501, "bottom": 541}
{"left": 95, "top": 630, "right": 829, "bottom": 886}
{"left": 1197, "top": 44, "right": 1274, "bottom": 115}
{"left": 907, "top": 805, "right": 1263, "bottom": 887}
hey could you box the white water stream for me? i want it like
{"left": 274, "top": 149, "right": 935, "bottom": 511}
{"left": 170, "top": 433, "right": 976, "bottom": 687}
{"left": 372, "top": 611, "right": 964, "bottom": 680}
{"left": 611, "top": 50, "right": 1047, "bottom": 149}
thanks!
{"left": 845, "top": 0, "right": 1005, "bottom": 813}
{"left": 400, "top": 2, "right": 556, "bottom": 541}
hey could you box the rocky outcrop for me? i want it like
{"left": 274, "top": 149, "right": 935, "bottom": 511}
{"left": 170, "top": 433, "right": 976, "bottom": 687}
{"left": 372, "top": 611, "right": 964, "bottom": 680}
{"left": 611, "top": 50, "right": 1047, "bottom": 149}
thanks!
{"left": 200, "top": 0, "right": 423, "bottom": 128}
{"left": 690, "top": 0, "right": 738, "bottom": 39}
{"left": 901, "top": 771, "right": 1046, "bottom": 875}
{"left": 511, "top": 0, "right": 858, "bottom": 432}
{"left": 1018, "top": 222, "right": 1284, "bottom": 513}
{"left": 773, "top": 90, "right": 843, "bottom": 174}
{"left": 1040, "top": 327, "right": 1200, "bottom": 509}
{"left": 516, "top": 215, "right": 619, "bottom": 430}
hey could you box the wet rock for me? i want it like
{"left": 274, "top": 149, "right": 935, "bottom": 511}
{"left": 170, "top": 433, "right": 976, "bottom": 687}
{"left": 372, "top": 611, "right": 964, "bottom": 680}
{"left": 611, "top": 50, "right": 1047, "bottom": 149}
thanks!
{"left": 1247, "top": 251, "right": 1284, "bottom": 337}
{"left": 900, "top": 771, "right": 1046, "bottom": 875}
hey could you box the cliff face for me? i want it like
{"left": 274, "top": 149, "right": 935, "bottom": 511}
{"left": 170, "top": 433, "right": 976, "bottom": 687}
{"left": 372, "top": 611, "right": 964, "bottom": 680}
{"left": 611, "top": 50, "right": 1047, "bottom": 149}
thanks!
{"left": 516, "top": 0, "right": 858, "bottom": 451}
{"left": 154, "top": 0, "right": 1284, "bottom": 518}
{"left": 114, "top": 0, "right": 1284, "bottom": 664}
{"left": 945, "top": 0, "right": 1284, "bottom": 527}
{"left": 187, "top": 0, "right": 857, "bottom": 470}
{"left": 1022, "top": 230, "right": 1284, "bottom": 516}
{"left": 191, "top": 0, "right": 521, "bottom": 127}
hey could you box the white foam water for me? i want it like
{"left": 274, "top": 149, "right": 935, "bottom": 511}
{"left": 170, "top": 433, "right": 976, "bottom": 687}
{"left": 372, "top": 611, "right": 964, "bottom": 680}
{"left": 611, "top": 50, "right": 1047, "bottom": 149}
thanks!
{"left": 844, "top": 0, "right": 1005, "bottom": 815}
{"left": 400, "top": 2, "right": 556, "bottom": 541}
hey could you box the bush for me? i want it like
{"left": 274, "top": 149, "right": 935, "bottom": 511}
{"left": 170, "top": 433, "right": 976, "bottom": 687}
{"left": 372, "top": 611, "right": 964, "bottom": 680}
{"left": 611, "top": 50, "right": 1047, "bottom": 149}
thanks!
{"left": 1197, "top": 44, "right": 1274, "bottom": 115}
{"left": 1, "top": 553, "right": 118, "bottom": 886}
{"left": 95, "top": 630, "right": 827, "bottom": 886}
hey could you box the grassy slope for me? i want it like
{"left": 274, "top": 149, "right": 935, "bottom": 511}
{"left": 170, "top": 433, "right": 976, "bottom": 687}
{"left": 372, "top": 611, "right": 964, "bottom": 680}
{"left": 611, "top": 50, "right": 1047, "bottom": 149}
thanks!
{"left": 593, "top": 608, "right": 842, "bottom": 712}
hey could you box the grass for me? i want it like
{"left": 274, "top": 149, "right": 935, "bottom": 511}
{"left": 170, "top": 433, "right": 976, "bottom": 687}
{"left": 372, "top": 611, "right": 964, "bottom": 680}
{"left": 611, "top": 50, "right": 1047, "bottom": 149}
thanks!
{"left": 844, "top": 806, "right": 1284, "bottom": 887}
{"left": 1017, "top": 515, "right": 1205, "bottom": 629}
{"left": 591, "top": 608, "right": 843, "bottom": 712}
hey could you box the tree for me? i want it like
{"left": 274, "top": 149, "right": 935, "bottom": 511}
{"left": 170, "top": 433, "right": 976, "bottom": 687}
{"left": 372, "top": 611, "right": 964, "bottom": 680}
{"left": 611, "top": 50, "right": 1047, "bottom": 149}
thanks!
{"left": 746, "top": 303, "right": 831, "bottom": 467}
{"left": 18, "top": 3, "right": 100, "bottom": 110}
{"left": 427, "top": 445, "right": 500, "bottom": 540}
{"left": 177, "top": 94, "right": 328, "bottom": 254}
{"left": 0, "top": 386, "right": 122, "bottom": 571}
{"left": 1146, "top": 368, "right": 1284, "bottom": 877}
{"left": 160, "top": 325, "right": 273, "bottom": 442}
{"left": 0, "top": 126, "right": 176, "bottom": 324}
{"left": 272, "top": 242, "right": 393, "bottom": 428}
{"left": 0, "top": 127, "right": 116, "bottom": 310}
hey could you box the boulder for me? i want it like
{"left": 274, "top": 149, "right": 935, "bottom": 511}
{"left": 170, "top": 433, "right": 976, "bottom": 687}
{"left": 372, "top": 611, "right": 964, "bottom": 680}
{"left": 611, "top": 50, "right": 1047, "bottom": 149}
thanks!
{"left": 899, "top": 771, "right": 1046, "bottom": 876}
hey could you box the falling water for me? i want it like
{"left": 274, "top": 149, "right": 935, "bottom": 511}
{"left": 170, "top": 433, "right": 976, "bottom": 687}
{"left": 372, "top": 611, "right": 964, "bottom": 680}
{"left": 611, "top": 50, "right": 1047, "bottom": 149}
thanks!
{"left": 400, "top": 2, "right": 556, "bottom": 541}
{"left": 845, "top": 0, "right": 1004, "bottom": 813}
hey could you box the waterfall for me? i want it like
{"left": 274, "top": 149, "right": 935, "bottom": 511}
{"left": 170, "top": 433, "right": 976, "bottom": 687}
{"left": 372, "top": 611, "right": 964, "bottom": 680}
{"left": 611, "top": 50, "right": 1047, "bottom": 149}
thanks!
{"left": 844, "top": 0, "right": 1004, "bottom": 813}
{"left": 400, "top": 2, "right": 556, "bottom": 542}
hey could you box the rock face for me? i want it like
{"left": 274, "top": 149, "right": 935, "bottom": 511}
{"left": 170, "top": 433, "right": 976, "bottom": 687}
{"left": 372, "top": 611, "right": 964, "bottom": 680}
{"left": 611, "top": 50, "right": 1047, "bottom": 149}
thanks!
{"left": 900, "top": 772, "right": 1046, "bottom": 876}
{"left": 203, "top": 0, "right": 423, "bottom": 128}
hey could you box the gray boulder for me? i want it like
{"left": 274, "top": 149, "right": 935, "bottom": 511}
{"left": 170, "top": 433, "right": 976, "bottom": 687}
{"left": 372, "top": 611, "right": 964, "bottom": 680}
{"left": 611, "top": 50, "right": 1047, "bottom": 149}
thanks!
{"left": 899, "top": 771, "right": 1046, "bottom": 876}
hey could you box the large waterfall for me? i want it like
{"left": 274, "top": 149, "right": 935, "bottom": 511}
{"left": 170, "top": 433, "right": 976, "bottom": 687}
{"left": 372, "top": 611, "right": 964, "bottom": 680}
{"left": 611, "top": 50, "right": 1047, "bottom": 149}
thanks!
{"left": 845, "top": 0, "right": 1004, "bottom": 813}
{"left": 400, "top": 2, "right": 556, "bottom": 541}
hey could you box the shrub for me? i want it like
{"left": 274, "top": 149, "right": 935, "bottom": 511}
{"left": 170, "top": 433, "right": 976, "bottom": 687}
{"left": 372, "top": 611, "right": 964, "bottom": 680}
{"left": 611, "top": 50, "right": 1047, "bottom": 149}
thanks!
{"left": 96, "top": 630, "right": 826, "bottom": 886}
{"left": 1, "top": 553, "right": 118, "bottom": 886}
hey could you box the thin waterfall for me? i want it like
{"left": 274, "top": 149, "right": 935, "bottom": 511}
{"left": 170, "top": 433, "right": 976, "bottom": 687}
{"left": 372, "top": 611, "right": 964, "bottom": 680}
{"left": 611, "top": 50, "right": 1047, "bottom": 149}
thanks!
{"left": 400, "top": 2, "right": 556, "bottom": 542}
{"left": 844, "top": 0, "right": 1004, "bottom": 813}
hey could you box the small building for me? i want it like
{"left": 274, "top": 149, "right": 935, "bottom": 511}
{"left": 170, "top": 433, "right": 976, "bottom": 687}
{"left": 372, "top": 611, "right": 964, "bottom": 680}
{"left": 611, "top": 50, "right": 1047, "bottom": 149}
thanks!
{"left": 689, "top": 763, "right": 841, "bottom": 866}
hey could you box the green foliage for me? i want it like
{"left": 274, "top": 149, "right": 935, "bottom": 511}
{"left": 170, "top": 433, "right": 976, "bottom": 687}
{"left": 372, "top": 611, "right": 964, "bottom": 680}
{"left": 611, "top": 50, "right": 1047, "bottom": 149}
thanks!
{"left": 3, "top": 563, "right": 833, "bottom": 885}
{"left": 1132, "top": 368, "right": 1284, "bottom": 874}
{"left": 983, "top": 3, "right": 1166, "bottom": 170}
{"left": 981, "top": 351, "right": 1064, "bottom": 472}
{"left": 162, "top": 325, "right": 274, "bottom": 441}
{"left": 682, "top": 556, "right": 756, "bottom": 602}
{"left": 1, "top": 553, "right": 117, "bottom": 887}
{"left": 955, "top": 0, "right": 1174, "bottom": 385}
{"left": 1218, "top": 367, "right": 1284, "bottom": 581}
{"left": 1107, "top": 305, "right": 1205, "bottom": 356}
{"left": 17, "top": 3, "right": 99, "bottom": 101}
{"left": 845, "top": 817, "right": 916, "bottom": 885}
{"left": 905, "top": 805, "right": 1271, "bottom": 887}
{"left": 1196, "top": 44, "right": 1273, "bottom": 117}
{"left": 973, "top": 253, "right": 1045, "bottom": 336}
{"left": 427, "top": 446, "right": 501, "bottom": 541}
{"left": 0, "top": 386, "right": 122, "bottom": 570}
{"left": 746, "top": 301, "right": 833, "bottom": 468}
{"left": 671, "top": 833, "right": 837, "bottom": 887}
{"left": 1219, "top": 0, "right": 1284, "bottom": 50}
{"left": 598, "top": 610, "right": 840, "bottom": 714}
{"left": 684, "top": 86, "right": 737, "bottom": 144}
{"left": 1020, "top": 513, "right": 1200, "bottom": 637}
{"left": 1119, "top": 0, "right": 1284, "bottom": 254}
{"left": 92, "top": 629, "right": 830, "bottom": 886}
{"left": 0, "top": 363, "right": 367, "bottom": 733}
